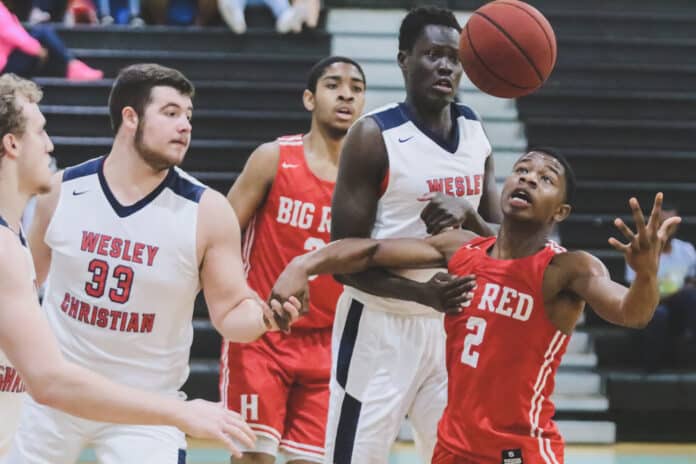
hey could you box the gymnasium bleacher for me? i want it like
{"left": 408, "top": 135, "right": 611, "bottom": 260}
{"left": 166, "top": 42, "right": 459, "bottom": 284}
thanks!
{"left": 34, "top": 0, "right": 696, "bottom": 448}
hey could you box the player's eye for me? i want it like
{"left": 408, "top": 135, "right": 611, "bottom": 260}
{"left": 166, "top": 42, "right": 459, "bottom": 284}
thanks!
{"left": 541, "top": 175, "right": 553, "bottom": 184}
{"left": 515, "top": 167, "right": 528, "bottom": 174}
{"left": 352, "top": 86, "right": 364, "bottom": 93}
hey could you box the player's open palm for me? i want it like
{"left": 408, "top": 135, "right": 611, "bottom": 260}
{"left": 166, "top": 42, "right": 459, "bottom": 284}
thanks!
{"left": 177, "top": 399, "right": 256, "bottom": 458}
{"left": 608, "top": 192, "right": 681, "bottom": 276}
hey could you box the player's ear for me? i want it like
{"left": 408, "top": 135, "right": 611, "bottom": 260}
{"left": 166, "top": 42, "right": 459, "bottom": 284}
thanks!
{"left": 397, "top": 50, "right": 408, "bottom": 74}
{"left": 121, "top": 106, "right": 138, "bottom": 130}
{"left": 553, "top": 203, "right": 572, "bottom": 224}
{"left": 302, "top": 89, "right": 315, "bottom": 112}
{"left": 1, "top": 133, "right": 18, "bottom": 159}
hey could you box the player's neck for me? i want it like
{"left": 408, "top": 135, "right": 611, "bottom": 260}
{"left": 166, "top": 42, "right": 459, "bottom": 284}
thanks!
{"left": 304, "top": 125, "right": 344, "bottom": 166}
{"left": 492, "top": 220, "right": 551, "bottom": 260}
{"left": 105, "top": 139, "right": 170, "bottom": 202}
{"left": 403, "top": 97, "right": 452, "bottom": 139}
{"left": 0, "top": 170, "right": 29, "bottom": 232}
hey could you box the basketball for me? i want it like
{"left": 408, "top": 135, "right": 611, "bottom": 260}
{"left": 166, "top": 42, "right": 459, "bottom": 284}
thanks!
{"left": 459, "top": 0, "right": 557, "bottom": 98}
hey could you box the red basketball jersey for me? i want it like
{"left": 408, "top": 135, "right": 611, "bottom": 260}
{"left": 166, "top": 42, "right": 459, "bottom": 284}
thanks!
{"left": 242, "top": 135, "right": 341, "bottom": 330}
{"left": 438, "top": 236, "right": 569, "bottom": 464}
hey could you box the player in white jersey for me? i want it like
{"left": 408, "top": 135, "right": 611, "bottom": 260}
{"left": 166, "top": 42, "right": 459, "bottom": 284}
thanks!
{"left": 323, "top": 7, "right": 501, "bottom": 464}
{"left": 0, "top": 73, "right": 263, "bottom": 459}
{"left": 6, "top": 65, "right": 301, "bottom": 464}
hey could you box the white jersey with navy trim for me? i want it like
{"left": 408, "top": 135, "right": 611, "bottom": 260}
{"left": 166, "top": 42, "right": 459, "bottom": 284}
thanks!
{"left": 0, "top": 217, "right": 34, "bottom": 455}
{"left": 42, "top": 156, "right": 206, "bottom": 394}
{"left": 346, "top": 102, "right": 492, "bottom": 316}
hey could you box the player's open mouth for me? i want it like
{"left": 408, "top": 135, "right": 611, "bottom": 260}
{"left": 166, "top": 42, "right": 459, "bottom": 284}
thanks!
{"left": 510, "top": 189, "right": 532, "bottom": 207}
{"left": 433, "top": 79, "right": 453, "bottom": 92}
{"left": 335, "top": 107, "right": 353, "bottom": 119}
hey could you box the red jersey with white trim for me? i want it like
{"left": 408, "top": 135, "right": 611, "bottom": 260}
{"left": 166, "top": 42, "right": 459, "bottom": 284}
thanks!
{"left": 242, "top": 135, "right": 341, "bottom": 330}
{"left": 438, "top": 236, "right": 569, "bottom": 464}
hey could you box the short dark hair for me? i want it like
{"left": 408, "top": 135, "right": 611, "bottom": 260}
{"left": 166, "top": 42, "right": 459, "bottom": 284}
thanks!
{"left": 527, "top": 146, "right": 576, "bottom": 206}
{"left": 108, "top": 63, "right": 195, "bottom": 133}
{"left": 398, "top": 6, "right": 461, "bottom": 53}
{"left": 306, "top": 56, "right": 366, "bottom": 94}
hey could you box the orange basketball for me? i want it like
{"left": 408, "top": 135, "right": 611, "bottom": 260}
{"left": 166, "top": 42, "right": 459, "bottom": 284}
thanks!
{"left": 459, "top": 0, "right": 557, "bottom": 98}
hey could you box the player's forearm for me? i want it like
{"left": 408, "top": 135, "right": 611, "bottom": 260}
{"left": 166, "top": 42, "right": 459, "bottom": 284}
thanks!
{"left": 213, "top": 298, "right": 268, "bottom": 343}
{"left": 28, "top": 362, "right": 188, "bottom": 428}
{"left": 291, "top": 239, "right": 381, "bottom": 277}
{"left": 619, "top": 272, "right": 660, "bottom": 328}
{"left": 336, "top": 268, "right": 430, "bottom": 305}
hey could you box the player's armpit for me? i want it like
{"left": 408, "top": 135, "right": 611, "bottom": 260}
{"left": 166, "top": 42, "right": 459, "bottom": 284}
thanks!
{"left": 226, "top": 141, "right": 279, "bottom": 231}
{"left": 556, "top": 251, "right": 657, "bottom": 329}
{"left": 28, "top": 170, "right": 63, "bottom": 285}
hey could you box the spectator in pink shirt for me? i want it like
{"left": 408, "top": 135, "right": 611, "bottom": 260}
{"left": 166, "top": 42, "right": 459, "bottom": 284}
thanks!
{"left": 0, "top": 1, "right": 102, "bottom": 80}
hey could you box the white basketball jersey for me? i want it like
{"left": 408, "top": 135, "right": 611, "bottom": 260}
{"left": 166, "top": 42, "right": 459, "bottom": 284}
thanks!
{"left": 0, "top": 219, "right": 34, "bottom": 455}
{"left": 43, "top": 157, "right": 205, "bottom": 394}
{"left": 346, "top": 102, "right": 491, "bottom": 316}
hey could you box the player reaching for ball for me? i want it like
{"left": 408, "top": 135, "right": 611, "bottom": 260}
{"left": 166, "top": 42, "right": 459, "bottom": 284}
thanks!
{"left": 319, "top": 6, "right": 502, "bottom": 464}
{"left": 270, "top": 149, "right": 679, "bottom": 464}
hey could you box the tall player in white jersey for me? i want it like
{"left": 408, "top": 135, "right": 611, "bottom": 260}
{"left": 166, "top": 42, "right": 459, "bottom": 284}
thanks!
{"left": 0, "top": 73, "right": 260, "bottom": 459}
{"left": 324, "top": 7, "right": 501, "bottom": 464}
{"left": 7, "top": 64, "right": 301, "bottom": 464}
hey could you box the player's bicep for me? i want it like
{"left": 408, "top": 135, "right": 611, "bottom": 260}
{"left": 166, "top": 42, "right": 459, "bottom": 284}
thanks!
{"left": 372, "top": 238, "right": 447, "bottom": 269}
{"left": 564, "top": 252, "right": 627, "bottom": 325}
{"left": 28, "top": 171, "right": 62, "bottom": 285}
{"left": 198, "top": 191, "right": 255, "bottom": 329}
{"left": 331, "top": 117, "right": 387, "bottom": 240}
{"left": 479, "top": 154, "right": 502, "bottom": 223}
{"left": 226, "top": 142, "right": 279, "bottom": 230}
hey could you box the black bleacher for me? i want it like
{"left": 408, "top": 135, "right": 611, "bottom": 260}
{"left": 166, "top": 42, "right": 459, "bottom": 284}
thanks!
{"left": 45, "top": 10, "right": 329, "bottom": 402}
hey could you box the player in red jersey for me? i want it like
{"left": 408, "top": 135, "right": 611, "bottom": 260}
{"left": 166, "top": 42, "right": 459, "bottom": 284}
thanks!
{"left": 219, "top": 56, "right": 367, "bottom": 464}
{"left": 268, "top": 148, "right": 679, "bottom": 464}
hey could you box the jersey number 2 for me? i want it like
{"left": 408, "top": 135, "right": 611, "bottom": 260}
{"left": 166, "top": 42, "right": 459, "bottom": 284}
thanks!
{"left": 461, "top": 316, "right": 486, "bottom": 368}
{"left": 85, "top": 259, "right": 134, "bottom": 304}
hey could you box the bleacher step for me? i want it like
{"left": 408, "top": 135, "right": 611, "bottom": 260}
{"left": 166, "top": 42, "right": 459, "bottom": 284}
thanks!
{"left": 561, "top": 353, "right": 598, "bottom": 369}
{"left": 72, "top": 49, "right": 322, "bottom": 80}
{"left": 553, "top": 394, "right": 609, "bottom": 412}
{"left": 57, "top": 25, "right": 329, "bottom": 54}
{"left": 557, "top": 420, "right": 616, "bottom": 444}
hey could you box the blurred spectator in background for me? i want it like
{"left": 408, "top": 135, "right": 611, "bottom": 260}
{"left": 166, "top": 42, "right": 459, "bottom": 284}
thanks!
{"left": 0, "top": 1, "right": 102, "bottom": 79}
{"left": 217, "top": 0, "right": 315, "bottom": 34}
{"left": 626, "top": 202, "right": 696, "bottom": 371}
{"left": 97, "top": 0, "right": 143, "bottom": 25}
{"left": 64, "top": 0, "right": 98, "bottom": 24}
{"left": 146, "top": 0, "right": 218, "bottom": 26}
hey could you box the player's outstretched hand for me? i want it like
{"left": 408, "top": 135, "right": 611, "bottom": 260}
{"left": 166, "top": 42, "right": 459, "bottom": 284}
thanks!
{"left": 176, "top": 399, "right": 255, "bottom": 459}
{"left": 421, "top": 271, "right": 477, "bottom": 314}
{"left": 608, "top": 192, "right": 681, "bottom": 276}
{"left": 263, "top": 296, "right": 303, "bottom": 334}
{"left": 419, "top": 192, "right": 475, "bottom": 235}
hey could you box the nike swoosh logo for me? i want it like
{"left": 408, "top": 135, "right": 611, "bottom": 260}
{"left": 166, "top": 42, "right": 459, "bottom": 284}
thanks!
{"left": 398, "top": 136, "right": 414, "bottom": 143}
{"left": 72, "top": 190, "right": 89, "bottom": 196}
{"left": 281, "top": 162, "right": 299, "bottom": 169}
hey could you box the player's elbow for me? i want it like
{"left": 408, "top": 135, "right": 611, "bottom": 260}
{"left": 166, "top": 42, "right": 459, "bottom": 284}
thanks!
{"left": 25, "top": 366, "right": 70, "bottom": 408}
{"left": 627, "top": 313, "right": 653, "bottom": 330}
